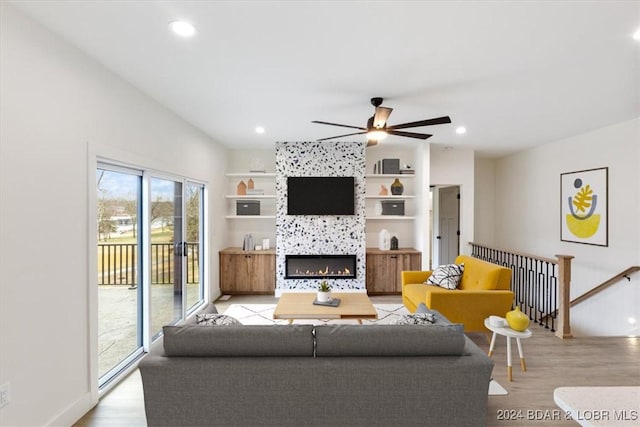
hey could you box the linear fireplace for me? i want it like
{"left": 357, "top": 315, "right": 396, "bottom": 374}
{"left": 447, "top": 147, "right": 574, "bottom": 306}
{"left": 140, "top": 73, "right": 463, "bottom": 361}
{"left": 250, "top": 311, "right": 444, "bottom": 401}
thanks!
{"left": 285, "top": 255, "right": 357, "bottom": 279}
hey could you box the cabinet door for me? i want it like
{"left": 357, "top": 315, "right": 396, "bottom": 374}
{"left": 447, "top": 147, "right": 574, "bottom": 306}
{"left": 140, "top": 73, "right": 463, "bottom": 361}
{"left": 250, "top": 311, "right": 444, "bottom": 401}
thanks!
{"left": 367, "top": 254, "right": 397, "bottom": 294}
{"left": 220, "top": 253, "right": 252, "bottom": 293}
{"left": 249, "top": 253, "right": 275, "bottom": 293}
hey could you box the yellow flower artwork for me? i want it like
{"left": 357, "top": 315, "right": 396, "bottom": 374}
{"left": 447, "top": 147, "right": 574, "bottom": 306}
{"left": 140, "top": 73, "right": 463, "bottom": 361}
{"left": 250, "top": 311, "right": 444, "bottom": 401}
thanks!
{"left": 561, "top": 168, "right": 608, "bottom": 246}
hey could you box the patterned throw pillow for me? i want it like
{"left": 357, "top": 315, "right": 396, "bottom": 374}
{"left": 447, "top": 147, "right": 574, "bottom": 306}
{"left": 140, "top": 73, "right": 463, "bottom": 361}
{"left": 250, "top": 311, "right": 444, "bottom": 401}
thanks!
{"left": 393, "top": 312, "right": 436, "bottom": 325}
{"left": 195, "top": 314, "right": 242, "bottom": 326}
{"left": 426, "top": 263, "right": 465, "bottom": 290}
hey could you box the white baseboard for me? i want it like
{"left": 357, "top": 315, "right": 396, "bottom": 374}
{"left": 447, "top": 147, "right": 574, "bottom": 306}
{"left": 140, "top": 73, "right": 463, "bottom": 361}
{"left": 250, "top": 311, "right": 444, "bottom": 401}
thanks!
{"left": 46, "top": 392, "right": 95, "bottom": 427}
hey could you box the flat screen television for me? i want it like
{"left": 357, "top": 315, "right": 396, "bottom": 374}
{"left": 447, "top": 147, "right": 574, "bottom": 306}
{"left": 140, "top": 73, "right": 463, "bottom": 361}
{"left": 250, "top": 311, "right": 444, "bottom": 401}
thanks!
{"left": 287, "top": 176, "right": 355, "bottom": 215}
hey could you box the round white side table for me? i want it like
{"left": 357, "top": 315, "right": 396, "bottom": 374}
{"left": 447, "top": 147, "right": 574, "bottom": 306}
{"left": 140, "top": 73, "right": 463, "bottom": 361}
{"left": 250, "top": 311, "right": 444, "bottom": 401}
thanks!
{"left": 484, "top": 317, "right": 532, "bottom": 382}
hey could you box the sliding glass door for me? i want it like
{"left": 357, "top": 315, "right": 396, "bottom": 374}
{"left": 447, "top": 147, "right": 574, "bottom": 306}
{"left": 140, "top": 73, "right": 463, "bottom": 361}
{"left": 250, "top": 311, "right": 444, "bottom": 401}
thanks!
{"left": 96, "top": 166, "right": 143, "bottom": 387}
{"left": 185, "top": 183, "right": 204, "bottom": 311}
{"left": 97, "top": 164, "right": 205, "bottom": 388}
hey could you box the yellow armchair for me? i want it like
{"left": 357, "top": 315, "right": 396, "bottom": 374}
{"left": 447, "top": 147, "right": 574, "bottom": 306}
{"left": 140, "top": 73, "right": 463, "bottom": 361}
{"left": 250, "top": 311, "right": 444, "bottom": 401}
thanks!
{"left": 402, "top": 255, "right": 514, "bottom": 332}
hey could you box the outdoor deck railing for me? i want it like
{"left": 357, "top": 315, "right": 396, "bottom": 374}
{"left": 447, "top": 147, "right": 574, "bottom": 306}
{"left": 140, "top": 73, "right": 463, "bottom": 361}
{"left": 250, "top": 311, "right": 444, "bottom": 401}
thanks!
{"left": 98, "top": 242, "right": 199, "bottom": 286}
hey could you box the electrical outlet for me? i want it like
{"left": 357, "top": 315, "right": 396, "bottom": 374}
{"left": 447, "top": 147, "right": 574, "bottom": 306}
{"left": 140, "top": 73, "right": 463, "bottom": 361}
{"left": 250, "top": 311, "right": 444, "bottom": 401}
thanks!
{"left": 0, "top": 382, "right": 10, "bottom": 408}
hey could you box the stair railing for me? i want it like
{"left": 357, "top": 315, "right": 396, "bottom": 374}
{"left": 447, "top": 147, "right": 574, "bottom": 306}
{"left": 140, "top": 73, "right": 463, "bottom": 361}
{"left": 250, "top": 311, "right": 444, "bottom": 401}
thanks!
{"left": 569, "top": 266, "right": 640, "bottom": 308}
{"left": 469, "top": 242, "right": 574, "bottom": 339}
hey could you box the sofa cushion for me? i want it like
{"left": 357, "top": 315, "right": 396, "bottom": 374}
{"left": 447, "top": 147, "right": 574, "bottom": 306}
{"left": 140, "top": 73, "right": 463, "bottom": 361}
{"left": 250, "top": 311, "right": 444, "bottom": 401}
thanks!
{"left": 415, "top": 303, "right": 452, "bottom": 325}
{"left": 195, "top": 313, "right": 241, "bottom": 326}
{"left": 426, "top": 263, "right": 464, "bottom": 289}
{"left": 314, "top": 324, "right": 465, "bottom": 357}
{"left": 182, "top": 302, "right": 219, "bottom": 325}
{"left": 455, "top": 255, "right": 511, "bottom": 291}
{"left": 163, "top": 325, "right": 314, "bottom": 357}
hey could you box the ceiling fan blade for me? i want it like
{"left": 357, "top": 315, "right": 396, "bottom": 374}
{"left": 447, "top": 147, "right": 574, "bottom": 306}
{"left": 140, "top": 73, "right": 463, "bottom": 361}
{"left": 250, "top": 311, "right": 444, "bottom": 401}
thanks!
{"left": 366, "top": 140, "right": 378, "bottom": 147}
{"left": 316, "top": 131, "right": 367, "bottom": 141}
{"left": 373, "top": 106, "right": 393, "bottom": 128}
{"left": 388, "top": 116, "right": 452, "bottom": 130}
{"left": 387, "top": 130, "right": 432, "bottom": 140}
{"left": 311, "top": 121, "right": 366, "bottom": 131}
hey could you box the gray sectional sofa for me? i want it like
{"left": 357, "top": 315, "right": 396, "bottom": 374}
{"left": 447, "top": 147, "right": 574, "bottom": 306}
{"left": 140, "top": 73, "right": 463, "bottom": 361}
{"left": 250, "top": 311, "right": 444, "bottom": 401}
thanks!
{"left": 139, "top": 303, "right": 494, "bottom": 427}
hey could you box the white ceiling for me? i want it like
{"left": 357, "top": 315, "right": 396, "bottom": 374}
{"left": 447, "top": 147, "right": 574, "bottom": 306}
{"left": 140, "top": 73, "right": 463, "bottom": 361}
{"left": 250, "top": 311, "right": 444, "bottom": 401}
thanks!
{"left": 11, "top": 0, "right": 640, "bottom": 157}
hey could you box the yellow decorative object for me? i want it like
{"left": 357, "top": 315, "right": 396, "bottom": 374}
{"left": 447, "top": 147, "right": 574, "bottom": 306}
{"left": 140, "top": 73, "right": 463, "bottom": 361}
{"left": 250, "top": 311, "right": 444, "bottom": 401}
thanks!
{"left": 505, "top": 307, "right": 530, "bottom": 332}
{"left": 566, "top": 214, "right": 600, "bottom": 238}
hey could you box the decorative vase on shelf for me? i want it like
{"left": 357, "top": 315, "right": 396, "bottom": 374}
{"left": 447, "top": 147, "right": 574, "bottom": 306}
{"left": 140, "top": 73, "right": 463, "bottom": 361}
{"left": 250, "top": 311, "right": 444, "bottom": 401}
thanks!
{"left": 390, "top": 178, "right": 404, "bottom": 195}
{"left": 237, "top": 180, "right": 247, "bottom": 195}
{"left": 505, "top": 307, "right": 530, "bottom": 332}
{"left": 247, "top": 178, "right": 254, "bottom": 189}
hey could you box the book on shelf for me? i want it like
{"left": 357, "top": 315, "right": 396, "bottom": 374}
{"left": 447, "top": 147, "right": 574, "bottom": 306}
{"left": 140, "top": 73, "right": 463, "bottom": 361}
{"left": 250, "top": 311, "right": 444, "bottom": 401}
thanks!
{"left": 246, "top": 189, "right": 265, "bottom": 195}
{"left": 400, "top": 169, "right": 415, "bottom": 174}
{"left": 249, "top": 170, "right": 267, "bottom": 173}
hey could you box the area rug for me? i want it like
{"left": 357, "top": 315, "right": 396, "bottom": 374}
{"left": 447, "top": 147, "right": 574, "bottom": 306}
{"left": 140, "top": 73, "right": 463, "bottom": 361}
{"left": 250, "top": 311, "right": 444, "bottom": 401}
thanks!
{"left": 222, "top": 303, "right": 410, "bottom": 325}
{"left": 222, "top": 303, "right": 508, "bottom": 396}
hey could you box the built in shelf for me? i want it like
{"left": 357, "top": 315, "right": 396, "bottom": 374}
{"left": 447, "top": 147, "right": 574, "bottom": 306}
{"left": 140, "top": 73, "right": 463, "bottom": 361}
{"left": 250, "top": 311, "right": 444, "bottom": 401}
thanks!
{"left": 365, "top": 174, "right": 415, "bottom": 179}
{"left": 224, "top": 215, "right": 276, "bottom": 219}
{"left": 367, "top": 216, "right": 416, "bottom": 220}
{"left": 225, "top": 195, "right": 276, "bottom": 199}
{"left": 225, "top": 172, "right": 276, "bottom": 178}
{"left": 366, "top": 195, "right": 416, "bottom": 199}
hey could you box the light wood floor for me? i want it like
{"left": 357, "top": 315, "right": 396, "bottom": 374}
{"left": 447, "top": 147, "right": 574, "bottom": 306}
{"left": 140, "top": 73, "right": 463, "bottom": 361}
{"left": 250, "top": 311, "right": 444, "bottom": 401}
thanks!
{"left": 75, "top": 295, "right": 640, "bottom": 427}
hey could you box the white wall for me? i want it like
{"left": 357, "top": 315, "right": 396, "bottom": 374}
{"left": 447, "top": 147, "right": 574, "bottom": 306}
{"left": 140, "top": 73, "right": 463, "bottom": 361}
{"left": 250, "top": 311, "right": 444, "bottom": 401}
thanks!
{"left": 494, "top": 118, "right": 640, "bottom": 336}
{"left": 431, "top": 147, "right": 475, "bottom": 256}
{"left": 474, "top": 157, "right": 497, "bottom": 246}
{"left": 0, "top": 4, "right": 227, "bottom": 426}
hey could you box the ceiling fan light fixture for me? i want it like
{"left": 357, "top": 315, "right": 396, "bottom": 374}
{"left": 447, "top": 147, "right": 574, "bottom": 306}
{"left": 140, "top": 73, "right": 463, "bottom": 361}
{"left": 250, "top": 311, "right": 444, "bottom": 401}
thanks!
{"left": 366, "top": 130, "right": 388, "bottom": 141}
{"left": 456, "top": 126, "right": 467, "bottom": 135}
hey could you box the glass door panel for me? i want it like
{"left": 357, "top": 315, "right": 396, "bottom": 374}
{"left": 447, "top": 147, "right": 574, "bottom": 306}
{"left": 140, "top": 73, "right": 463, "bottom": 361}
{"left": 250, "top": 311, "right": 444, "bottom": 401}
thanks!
{"left": 150, "top": 177, "right": 183, "bottom": 339}
{"left": 185, "top": 183, "right": 204, "bottom": 311}
{"left": 96, "top": 167, "right": 143, "bottom": 386}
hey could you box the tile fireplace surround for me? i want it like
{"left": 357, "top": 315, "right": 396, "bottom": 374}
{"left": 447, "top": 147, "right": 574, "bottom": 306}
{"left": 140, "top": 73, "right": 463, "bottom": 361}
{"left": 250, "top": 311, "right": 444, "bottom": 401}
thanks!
{"left": 275, "top": 141, "right": 366, "bottom": 295}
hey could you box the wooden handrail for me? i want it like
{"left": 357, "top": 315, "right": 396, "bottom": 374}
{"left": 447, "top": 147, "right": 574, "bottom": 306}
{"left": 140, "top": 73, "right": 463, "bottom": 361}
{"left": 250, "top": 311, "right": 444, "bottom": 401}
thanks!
{"left": 543, "top": 265, "right": 640, "bottom": 335}
{"left": 570, "top": 266, "right": 640, "bottom": 308}
{"left": 468, "top": 242, "right": 558, "bottom": 264}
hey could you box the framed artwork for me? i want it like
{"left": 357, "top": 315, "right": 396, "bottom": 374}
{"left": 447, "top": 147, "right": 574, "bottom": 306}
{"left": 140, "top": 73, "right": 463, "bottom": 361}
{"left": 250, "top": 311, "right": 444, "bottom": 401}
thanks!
{"left": 560, "top": 167, "right": 608, "bottom": 246}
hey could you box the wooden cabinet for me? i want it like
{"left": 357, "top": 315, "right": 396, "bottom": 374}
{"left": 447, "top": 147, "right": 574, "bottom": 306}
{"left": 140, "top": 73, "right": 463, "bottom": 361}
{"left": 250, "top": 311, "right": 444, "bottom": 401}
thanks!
{"left": 366, "top": 248, "right": 421, "bottom": 294}
{"left": 219, "top": 247, "right": 275, "bottom": 294}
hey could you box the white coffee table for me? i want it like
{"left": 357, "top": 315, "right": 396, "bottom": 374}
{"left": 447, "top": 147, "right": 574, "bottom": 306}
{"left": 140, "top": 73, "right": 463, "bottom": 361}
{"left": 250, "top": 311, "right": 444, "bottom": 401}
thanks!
{"left": 484, "top": 317, "right": 532, "bottom": 381}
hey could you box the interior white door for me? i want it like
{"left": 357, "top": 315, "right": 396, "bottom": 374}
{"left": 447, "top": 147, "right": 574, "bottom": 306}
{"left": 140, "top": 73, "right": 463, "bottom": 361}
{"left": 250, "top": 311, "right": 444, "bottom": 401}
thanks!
{"left": 437, "top": 186, "right": 460, "bottom": 265}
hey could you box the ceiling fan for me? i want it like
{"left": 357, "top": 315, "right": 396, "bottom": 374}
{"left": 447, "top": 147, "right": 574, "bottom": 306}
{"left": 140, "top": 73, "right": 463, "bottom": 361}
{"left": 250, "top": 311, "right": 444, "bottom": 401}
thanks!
{"left": 312, "top": 97, "right": 452, "bottom": 146}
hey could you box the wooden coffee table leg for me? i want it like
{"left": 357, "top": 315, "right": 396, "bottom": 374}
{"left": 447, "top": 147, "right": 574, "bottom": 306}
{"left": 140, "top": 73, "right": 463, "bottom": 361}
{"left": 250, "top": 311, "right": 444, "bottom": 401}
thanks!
{"left": 287, "top": 319, "right": 293, "bottom": 324}
{"left": 357, "top": 319, "right": 363, "bottom": 325}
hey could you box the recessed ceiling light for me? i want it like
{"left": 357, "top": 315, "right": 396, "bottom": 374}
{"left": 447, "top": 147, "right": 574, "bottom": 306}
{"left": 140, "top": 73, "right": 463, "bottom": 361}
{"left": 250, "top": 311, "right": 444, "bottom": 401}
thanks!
{"left": 255, "top": 126, "right": 265, "bottom": 134}
{"left": 455, "top": 126, "right": 467, "bottom": 135}
{"left": 633, "top": 29, "right": 640, "bottom": 41}
{"left": 169, "top": 20, "right": 196, "bottom": 37}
